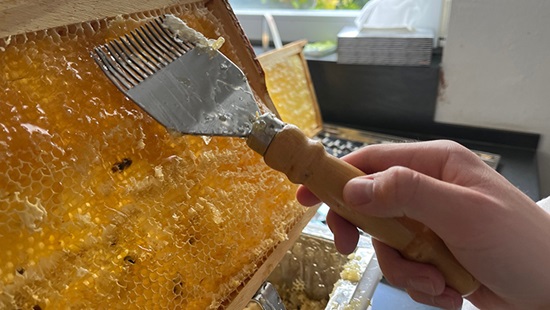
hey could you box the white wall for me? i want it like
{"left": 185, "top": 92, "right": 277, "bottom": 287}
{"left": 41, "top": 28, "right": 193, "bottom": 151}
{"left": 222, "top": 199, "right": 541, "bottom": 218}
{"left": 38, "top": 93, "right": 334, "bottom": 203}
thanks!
{"left": 436, "top": 0, "right": 550, "bottom": 197}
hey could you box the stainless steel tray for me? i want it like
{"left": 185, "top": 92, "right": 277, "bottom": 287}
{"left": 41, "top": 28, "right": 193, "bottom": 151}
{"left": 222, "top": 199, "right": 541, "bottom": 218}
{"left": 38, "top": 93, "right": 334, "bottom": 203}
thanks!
{"left": 249, "top": 219, "right": 382, "bottom": 310}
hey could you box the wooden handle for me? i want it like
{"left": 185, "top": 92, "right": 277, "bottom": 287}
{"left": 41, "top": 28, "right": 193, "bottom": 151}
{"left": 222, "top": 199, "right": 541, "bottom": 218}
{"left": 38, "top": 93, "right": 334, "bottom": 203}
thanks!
{"left": 262, "top": 125, "right": 480, "bottom": 295}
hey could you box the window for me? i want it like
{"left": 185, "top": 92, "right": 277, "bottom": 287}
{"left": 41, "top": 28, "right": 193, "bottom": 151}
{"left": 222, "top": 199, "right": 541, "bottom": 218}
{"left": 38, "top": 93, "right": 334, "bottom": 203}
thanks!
{"left": 230, "top": 0, "right": 364, "bottom": 44}
{"left": 233, "top": 9, "right": 357, "bottom": 44}
{"left": 230, "top": 0, "right": 451, "bottom": 48}
{"left": 230, "top": 0, "right": 369, "bottom": 10}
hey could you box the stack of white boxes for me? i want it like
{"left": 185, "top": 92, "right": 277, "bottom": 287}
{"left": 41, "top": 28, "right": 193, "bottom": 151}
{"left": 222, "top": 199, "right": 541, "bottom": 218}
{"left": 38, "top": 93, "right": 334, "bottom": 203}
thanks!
{"left": 337, "top": 26, "right": 434, "bottom": 66}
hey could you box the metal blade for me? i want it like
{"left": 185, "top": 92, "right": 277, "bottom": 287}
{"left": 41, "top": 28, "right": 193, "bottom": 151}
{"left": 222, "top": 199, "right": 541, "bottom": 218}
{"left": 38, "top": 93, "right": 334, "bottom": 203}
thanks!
{"left": 126, "top": 47, "right": 260, "bottom": 137}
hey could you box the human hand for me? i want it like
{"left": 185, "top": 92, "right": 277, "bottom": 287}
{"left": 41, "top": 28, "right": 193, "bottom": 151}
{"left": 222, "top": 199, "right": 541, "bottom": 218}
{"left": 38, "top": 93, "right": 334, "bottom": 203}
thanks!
{"left": 297, "top": 140, "right": 550, "bottom": 310}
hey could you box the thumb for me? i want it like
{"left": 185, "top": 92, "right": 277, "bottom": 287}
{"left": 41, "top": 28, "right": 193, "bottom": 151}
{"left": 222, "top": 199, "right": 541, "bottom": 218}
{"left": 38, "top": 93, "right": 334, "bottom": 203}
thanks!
{"left": 342, "top": 166, "right": 489, "bottom": 242}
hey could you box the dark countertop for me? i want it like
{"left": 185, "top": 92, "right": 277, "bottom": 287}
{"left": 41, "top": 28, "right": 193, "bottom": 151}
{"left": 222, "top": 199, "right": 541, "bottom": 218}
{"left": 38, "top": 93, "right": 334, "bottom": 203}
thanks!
{"left": 324, "top": 121, "right": 541, "bottom": 201}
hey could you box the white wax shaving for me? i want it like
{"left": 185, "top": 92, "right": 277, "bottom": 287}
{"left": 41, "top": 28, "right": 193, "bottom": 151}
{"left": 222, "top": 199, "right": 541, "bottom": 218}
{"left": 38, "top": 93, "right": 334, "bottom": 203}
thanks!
{"left": 163, "top": 14, "right": 225, "bottom": 50}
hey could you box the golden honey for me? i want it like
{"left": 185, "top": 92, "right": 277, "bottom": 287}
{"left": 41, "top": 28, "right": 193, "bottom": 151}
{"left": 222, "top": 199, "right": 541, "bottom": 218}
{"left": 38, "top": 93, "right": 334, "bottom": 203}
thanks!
{"left": 258, "top": 43, "right": 321, "bottom": 136}
{"left": 0, "top": 5, "right": 305, "bottom": 309}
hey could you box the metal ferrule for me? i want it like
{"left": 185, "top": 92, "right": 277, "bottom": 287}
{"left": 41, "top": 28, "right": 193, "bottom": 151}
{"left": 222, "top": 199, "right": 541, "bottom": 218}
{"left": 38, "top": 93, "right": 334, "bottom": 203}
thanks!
{"left": 246, "top": 113, "right": 285, "bottom": 156}
{"left": 249, "top": 282, "right": 286, "bottom": 310}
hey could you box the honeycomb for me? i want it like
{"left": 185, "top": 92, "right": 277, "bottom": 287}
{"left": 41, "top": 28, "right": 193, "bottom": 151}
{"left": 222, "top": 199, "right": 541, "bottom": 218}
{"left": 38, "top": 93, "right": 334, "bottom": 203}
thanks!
{"left": 258, "top": 43, "right": 321, "bottom": 136}
{"left": 0, "top": 4, "right": 306, "bottom": 309}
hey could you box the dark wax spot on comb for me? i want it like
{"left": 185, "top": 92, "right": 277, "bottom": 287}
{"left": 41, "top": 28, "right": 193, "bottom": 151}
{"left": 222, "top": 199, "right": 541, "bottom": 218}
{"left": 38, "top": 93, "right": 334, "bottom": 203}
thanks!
{"left": 112, "top": 158, "right": 132, "bottom": 173}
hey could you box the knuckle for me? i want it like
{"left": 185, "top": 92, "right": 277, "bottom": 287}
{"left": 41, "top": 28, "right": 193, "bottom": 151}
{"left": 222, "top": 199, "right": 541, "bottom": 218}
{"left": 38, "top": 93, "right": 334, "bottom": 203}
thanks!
{"left": 433, "top": 139, "right": 463, "bottom": 150}
{"left": 377, "top": 166, "right": 421, "bottom": 208}
{"left": 439, "top": 139, "right": 481, "bottom": 163}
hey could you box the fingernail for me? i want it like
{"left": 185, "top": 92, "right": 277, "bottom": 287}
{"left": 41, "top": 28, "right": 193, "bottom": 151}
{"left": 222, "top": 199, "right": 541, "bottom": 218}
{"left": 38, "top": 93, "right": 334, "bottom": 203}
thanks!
{"left": 344, "top": 177, "right": 374, "bottom": 207}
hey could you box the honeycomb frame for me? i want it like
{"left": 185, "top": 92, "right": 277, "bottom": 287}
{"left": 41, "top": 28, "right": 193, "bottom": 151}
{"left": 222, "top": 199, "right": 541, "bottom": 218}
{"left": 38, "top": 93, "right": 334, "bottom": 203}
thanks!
{"left": 0, "top": 2, "right": 312, "bottom": 309}
{"left": 257, "top": 40, "right": 323, "bottom": 138}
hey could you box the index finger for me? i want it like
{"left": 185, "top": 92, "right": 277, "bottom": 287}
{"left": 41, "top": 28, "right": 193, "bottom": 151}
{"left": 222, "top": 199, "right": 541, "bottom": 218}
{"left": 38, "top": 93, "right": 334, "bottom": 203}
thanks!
{"left": 342, "top": 140, "right": 485, "bottom": 182}
{"left": 296, "top": 185, "right": 320, "bottom": 206}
